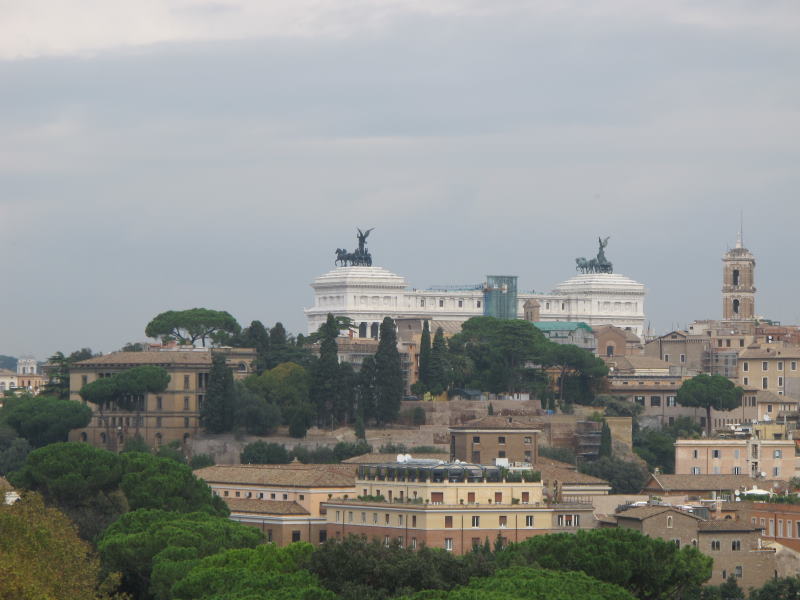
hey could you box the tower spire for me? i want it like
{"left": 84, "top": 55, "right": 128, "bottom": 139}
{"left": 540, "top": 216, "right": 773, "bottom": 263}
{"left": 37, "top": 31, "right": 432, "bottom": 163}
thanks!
{"left": 736, "top": 210, "right": 743, "bottom": 249}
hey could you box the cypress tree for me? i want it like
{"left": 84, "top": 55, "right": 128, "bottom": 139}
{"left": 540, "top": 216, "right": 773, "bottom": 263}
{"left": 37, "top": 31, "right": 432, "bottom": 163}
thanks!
{"left": 418, "top": 320, "right": 432, "bottom": 390}
{"left": 599, "top": 420, "right": 613, "bottom": 458}
{"left": 269, "top": 322, "right": 288, "bottom": 368}
{"left": 246, "top": 320, "right": 271, "bottom": 375}
{"left": 310, "top": 314, "right": 340, "bottom": 428}
{"left": 428, "top": 327, "right": 448, "bottom": 395}
{"left": 488, "top": 402, "right": 494, "bottom": 416}
{"left": 374, "top": 317, "right": 403, "bottom": 425}
{"left": 357, "top": 356, "right": 377, "bottom": 423}
{"left": 201, "top": 353, "right": 236, "bottom": 433}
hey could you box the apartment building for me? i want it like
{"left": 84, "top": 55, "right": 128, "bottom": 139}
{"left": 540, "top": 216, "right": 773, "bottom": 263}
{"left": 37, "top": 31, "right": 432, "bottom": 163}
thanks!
{"left": 322, "top": 460, "right": 594, "bottom": 554}
{"left": 449, "top": 417, "right": 540, "bottom": 465}
{"left": 738, "top": 342, "right": 800, "bottom": 398}
{"left": 69, "top": 348, "right": 256, "bottom": 449}
{"left": 614, "top": 506, "right": 775, "bottom": 589}
{"left": 741, "top": 501, "right": 800, "bottom": 553}
{"left": 674, "top": 438, "right": 795, "bottom": 480}
{"left": 195, "top": 463, "right": 357, "bottom": 546}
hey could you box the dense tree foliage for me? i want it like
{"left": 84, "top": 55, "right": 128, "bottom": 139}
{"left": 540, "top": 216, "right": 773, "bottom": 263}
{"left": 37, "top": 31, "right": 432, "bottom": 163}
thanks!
{"left": 428, "top": 327, "right": 449, "bottom": 395}
{"left": 201, "top": 353, "right": 236, "bottom": 433}
{"left": 144, "top": 308, "right": 241, "bottom": 347}
{"left": 9, "top": 443, "right": 225, "bottom": 540}
{"left": 496, "top": 528, "right": 711, "bottom": 599}
{"left": 0, "top": 430, "right": 31, "bottom": 475}
{"left": 677, "top": 374, "right": 743, "bottom": 436}
{"left": 311, "top": 314, "right": 343, "bottom": 428}
{"left": 402, "top": 567, "right": 636, "bottom": 600}
{"left": 634, "top": 417, "right": 702, "bottom": 473}
{"left": 748, "top": 576, "right": 800, "bottom": 600}
{"left": 233, "top": 381, "right": 282, "bottom": 435}
{"left": 80, "top": 366, "right": 170, "bottom": 412}
{"left": 44, "top": 348, "right": 96, "bottom": 398}
{"left": 0, "top": 493, "right": 117, "bottom": 600}
{"left": 579, "top": 456, "right": 649, "bottom": 494}
{"left": 98, "top": 509, "right": 262, "bottom": 600}
{"left": 240, "top": 441, "right": 291, "bottom": 464}
{"left": 375, "top": 317, "right": 403, "bottom": 425}
{"left": 308, "top": 535, "right": 493, "bottom": 600}
{"left": 3, "top": 395, "right": 92, "bottom": 447}
{"left": 171, "top": 543, "right": 334, "bottom": 600}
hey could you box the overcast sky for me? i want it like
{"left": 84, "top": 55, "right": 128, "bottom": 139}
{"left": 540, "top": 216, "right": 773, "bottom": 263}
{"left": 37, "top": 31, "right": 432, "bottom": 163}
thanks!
{"left": 1, "top": 1, "right": 799, "bottom": 359}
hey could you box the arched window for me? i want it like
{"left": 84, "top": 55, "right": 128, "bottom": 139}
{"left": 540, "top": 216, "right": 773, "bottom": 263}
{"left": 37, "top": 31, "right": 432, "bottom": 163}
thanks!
{"left": 80, "top": 432, "right": 88, "bottom": 442}
{"left": 100, "top": 432, "right": 107, "bottom": 444}
{"left": 733, "top": 299, "right": 740, "bottom": 314}
{"left": 359, "top": 322, "right": 368, "bottom": 338}
{"left": 606, "top": 345, "right": 615, "bottom": 357}
{"left": 238, "top": 362, "right": 247, "bottom": 372}
{"left": 733, "top": 269, "right": 740, "bottom": 286}
{"left": 370, "top": 322, "right": 379, "bottom": 338}
{"left": 667, "top": 516, "right": 673, "bottom": 528}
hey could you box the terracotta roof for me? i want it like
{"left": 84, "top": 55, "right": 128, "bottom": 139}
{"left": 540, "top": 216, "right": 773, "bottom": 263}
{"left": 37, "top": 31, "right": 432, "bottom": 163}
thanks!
{"left": 698, "top": 520, "right": 757, "bottom": 532}
{"left": 450, "top": 416, "right": 540, "bottom": 430}
{"left": 225, "top": 499, "right": 310, "bottom": 515}
{"left": 606, "top": 355, "right": 671, "bottom": 372}
{"left": 531, "top": 457, "right": 609, "bottom": 486}
{"left": 643, "top": 474, "right": 756, "bottom": 493}
{"left": 343, "top": 452, "right": 450, "bottom": 464}
{"left": 74, "top": 351, "right": 214, "bottom": 367}
{"left": 194, "top": 464, "right": 356, "bottom": 488}
{"left": 754, "top": 390, "right": 797, "bottom": 404}
{"left": 740, "top": 345, "right": 800, "bottom": 359}
{"left": 616, "top": 506, "right": 700, "bottom": 521}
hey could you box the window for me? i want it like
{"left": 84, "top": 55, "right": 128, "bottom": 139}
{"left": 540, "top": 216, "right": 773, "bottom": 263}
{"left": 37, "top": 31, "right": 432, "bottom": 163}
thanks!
{"left": 473, "top": 436, "right": 480, "bottom": 443}
{"left": 398, "top": 515, "right": 403, "bottom": 526}
{"left": 667, "top": 396, "right": 676, "bottom": 407}
{"left": 495, "top": 492, "right": 503, "bottom": 503}
{"left": 667, "top": 516, "right": 673, "bottom": 529}
{"left": 779, "top": 376, "right": 784, "bottom": 387}
{"left": 471, "top": 516, "right": 480, "bottom": 527}
{"left": 792, "top": 361, "right": 798, "bottom": 371}
{"left": 498, "top": 436, "right": 506, "bottom": 444}
{"left": 524, "top": 450, "right": 532, "bottom": 462}
{"left": 712, "top": 449, "right": 721, "bottom": 459}
{"left": 335, "top": 511, "right": 340, "bottom": 522}
{"left": 521, "top": 491, "right": 529, "bottom": 503}
{"left": 711, "top": 540, "right": 720, "bottom": 551}
{"left": 767, "top": 404, "right": 773, "bottom": 413}
{"left": 635, "top": 396, "right": 645, "bottom": 406}
{"left": 385, "top": 514, "right": 390, "bottom": 524}
{"left": 477, "top": 301, "right": 481, "bottom": 308}
{"left": 524, "top": 436, "right": 532, "bottom": 444}
{"left": 692, "top": 449, "right": 699, "bottom": 459}
{"left": 734, "top": 566, "right": 742, "bottom": 579}
{"left": 412, "top": 515, "right": 417, "bottom": 527}
{"left": 81, "top": 375, "right": 88, "bottom": 385}
{"left": 291, "top": 531, "right": 301, "bottom": 543}
{"left": 467, "top": 492, "right": 475, "bottom": 503}
{"left": 680, "top": 354, "right": 686, "bottom": 363}
{"left": 763, "top": 361, "right": 769, "bottom": 371}
{"left": 384, "top": 536, "right": 390, "bottom": 547}
{"left": 743, "top": 377, "right": 749, "bottom": 386}
{"left": 444, "top": 538, "right": 453, "bottom": 551}
{"left": 692, "top": 467, "right": 701, "bottom": 474}
{"left": 763, "top": 377, "right": 769, "bottom": 390}
{"left": 731, "top": 540, "right": 741, "bottom": 551}
{"left": 733, "top": 467, "right": 742, "bottom": 474}
{"left": 664, "top": 354, "right": 670, "bottom": 362}
{"left": 458, "top": 300, "right": 463, "bottom": 308}
{"left": 445, "top": 516, "right": 453, "bottom": 528}
{"left": 156, "top": 396, "right": 163, "bottom": 410}
{"left": 431, "top": 492, "right": 444, "bottom": 504}
{"left": 411, "top": 538, "right": 417, "bottom": 549}
{"left": 499, "top": 516, "right": 507, "bottom": 528}
{"left": 743, "top": 361, "right": 749, "bottom": 372}
{"left": 774, "top": 449, "right": 783, "bottom": 458}
{"left": 156, "top": 417, "right": 162, "bottom": 427}
{"left": 778, "top": 361, "right": 784, "bottom": 371}
{"left": 184, "top": 417, "right": 190, "bottom": 427}
{"left": 439, "top": 299, "right": 444, "bottom": 307}
{"left": 672, "top": 539, "right": 680, "bottom": 548}
{"left": 498, "top": 450, "right": 506, "bottom": 458}
{"left": 774, "top": 467, "right": 781, "bottom": 477}
{"left": 183, "top": 396, "right": 190, "bottom": 410}
{"left": 283, "top": 493, "right": 288, "bottom": 500}
{"left": 373, "top": 513, "right": 378, "bottom": 524}
{"left": 778, "top": 520, "right": 783, "bottom": 537}
{"left": 319, "top": 530, "right": 327, "bottom": 543}
{"left": 650, "top": 396, "right": 661, "bottom": 407}
{"left": 184, "top": 374, "right": 191, "bottom": 390}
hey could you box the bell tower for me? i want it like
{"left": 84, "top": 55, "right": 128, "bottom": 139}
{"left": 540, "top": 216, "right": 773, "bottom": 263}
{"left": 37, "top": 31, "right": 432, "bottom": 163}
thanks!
{"left": 722, "top": 231, "right": 756, "bottom": 321}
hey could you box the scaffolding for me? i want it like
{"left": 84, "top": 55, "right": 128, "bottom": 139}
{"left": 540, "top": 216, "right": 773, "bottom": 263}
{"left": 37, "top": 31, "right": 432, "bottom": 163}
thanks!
{"left": 483, "top": 275, "right": 518, "bottom": 320}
